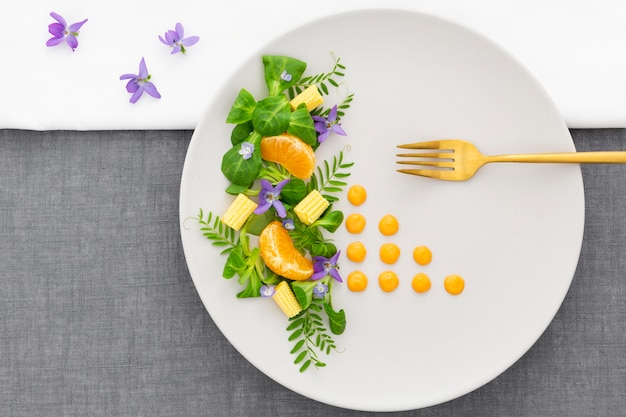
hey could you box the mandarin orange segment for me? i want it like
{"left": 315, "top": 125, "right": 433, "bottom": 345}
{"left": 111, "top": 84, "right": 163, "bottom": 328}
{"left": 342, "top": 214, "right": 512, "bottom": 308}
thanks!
{"left": 259, "top": 221, "right": 314, "bottom": 281}
{"left": 260, "top": 133, "right": 316, "bottom": 179}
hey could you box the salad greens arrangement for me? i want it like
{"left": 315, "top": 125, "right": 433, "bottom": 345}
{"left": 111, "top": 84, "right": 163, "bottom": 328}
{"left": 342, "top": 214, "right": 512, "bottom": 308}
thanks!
{"left": 196, "top": 54, "right": 354, "bottom": 372}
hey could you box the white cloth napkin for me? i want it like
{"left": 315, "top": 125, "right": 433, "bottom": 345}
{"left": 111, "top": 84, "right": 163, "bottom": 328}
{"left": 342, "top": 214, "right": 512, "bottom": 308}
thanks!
{"left": 1, "top": 0, "right": 625, "bottom": 130}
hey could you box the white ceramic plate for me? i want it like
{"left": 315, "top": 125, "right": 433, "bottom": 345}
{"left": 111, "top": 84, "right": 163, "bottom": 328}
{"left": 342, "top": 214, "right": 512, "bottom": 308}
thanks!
{"left": 179, "top": 9, "right": 584, "bottom": 412}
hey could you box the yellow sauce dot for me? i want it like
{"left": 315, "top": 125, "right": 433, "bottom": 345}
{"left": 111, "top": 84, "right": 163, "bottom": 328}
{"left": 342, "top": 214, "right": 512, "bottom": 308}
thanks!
{"left": 444, "top": 274, "right": 465, "bottom": 295}
{"left": 379, "top": 243, "right": 401, "bottom": 264}
{"left": 411, "top": 273, "right": 431, "bottom": 293}
{"left": 378, "top": 271, "right": 399, "bottom": 292}
{"left": 347, "top": 270, "right": 368, "bottom": 292}
{"left": 345, "top": 213, "right": 366, "bottom": 234}
{"left": 412, "top": 246, "right": 432, "bottom": 266}
{"left": 346, "top": 241, "right": 367, "bottom": 262}
{"left": 378, "top": 214, "right": 399, "bottom": 236}
{"left": 347, "top": 185, "right": 367, "bottom": 206}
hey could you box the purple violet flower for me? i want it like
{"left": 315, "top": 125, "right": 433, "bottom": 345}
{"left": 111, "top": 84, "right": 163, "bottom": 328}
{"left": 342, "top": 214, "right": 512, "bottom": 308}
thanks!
{"left": 282, "top": 218, "right": 295, "bottom": 230}
{"left": 312, "top": 282, "right": 328, "bottom": 299}
{"left": 260, "top": 285, "right": 276, "bottom": 298}
{"left": 280, "top": 71, "right": 292, "bottom": 82}
{"left": 119, "top": 58, "right": 162, "bottom": 104}
{"left": 254, "top": 179, "right": 290, "bottom": 218}
{"left": 312, "top": 105, "right": 347, "bottom": 143}
{"left": 45, "top": 12, "right": 88, "bottom": 51}
{"left": 238, "top": 142, "right": 254, "bottom": 160}
{"left": 159, "top": 23, "right": 200, "bottom": 54}
{"left": 311, "top": 251, "right": 342, "bottom": 282}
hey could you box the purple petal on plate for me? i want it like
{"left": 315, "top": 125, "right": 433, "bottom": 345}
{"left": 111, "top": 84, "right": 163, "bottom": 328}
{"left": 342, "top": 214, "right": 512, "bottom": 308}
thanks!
{"left": 254, "top": 201, "right": 271, "bottom": 215}
{"left": 310, "top": 270, "right": 327, "bottom": 281}
{"left": 332, "top": 124, "right": 347, "bottom": 136}
{"left": 273, "top": 201, "right": 287, "bottom": 218}
{"left": 317, "top": 130, "right": 330, "bottom": 143}
{"left": 329, "top": 268, "right": 342, "bottom": 283}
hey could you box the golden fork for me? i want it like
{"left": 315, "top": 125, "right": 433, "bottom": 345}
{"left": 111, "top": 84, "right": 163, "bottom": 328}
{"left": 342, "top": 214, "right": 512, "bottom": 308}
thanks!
{"left": 396, "top": 139, "right": 626, "bottom": 181}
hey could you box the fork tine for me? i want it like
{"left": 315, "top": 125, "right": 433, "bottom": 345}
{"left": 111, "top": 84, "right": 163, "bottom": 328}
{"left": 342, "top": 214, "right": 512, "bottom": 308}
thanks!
{"left": 396, "top": 152, "right": 454, "bottom": 159}
{"left": 396, "top": 160, "right": 455, "bottom": 168}
{"left": 397, "top": 168, "right": 451, "bottom": 179}
{"left": 397, "top": 140, "right": 445, "bottom": 150}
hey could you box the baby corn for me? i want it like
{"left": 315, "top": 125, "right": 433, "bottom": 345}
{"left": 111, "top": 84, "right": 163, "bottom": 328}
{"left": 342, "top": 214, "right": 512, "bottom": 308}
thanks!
{"left": 294, "top": 190, "right": 329, "bottom": 225}
{"left": 221, "top": 194, "right": 258, "bottom": 231}
{"left": 289, "top": 85, "right": 324, "bottom": 112}
{"left": 273, "top": 281, "right": 302, "bottom": 318}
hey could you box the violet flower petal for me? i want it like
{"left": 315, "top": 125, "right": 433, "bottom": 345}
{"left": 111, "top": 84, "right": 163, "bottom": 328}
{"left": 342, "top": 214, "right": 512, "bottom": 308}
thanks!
{"left": 332, "top": 124, "right": 347, "bottom": 136}
{"left": 49, "top": 12, "right": 66, "bottom": 26}
{"left": 313, "top": 256, "right": 327, "bottom": 264}
{"left": 313, "top": 121, "right": 326, "bottom": 134}
{"left": 171, "top": 45, "right": 182, "bottom": 55}
{"left": 48, "top": 23, "right": 65, "bottom": 36}
{"left": 125, "top": 80, "right": 139, "bottom": 93}
{"left": 282, "top": 218, "right": 295, "bottom": 230}
{"left": 329, "top": 268, "right": 342, "bottom": 283}
{"left": 254, "top": 201, "right": 271, "bottom": 215}
{"left": 318, "top": 130, "right": 331, "bottom": 143}
{"left": 273, "top": 179, "right": 290, "bottom": 194}
{"left": 260, "top": 285, "right": 276, "bottom": 298}
{"left": 313, "top": 282, "right": 328, "bottom": 298}
{"left": 66, "top": 35, "right": 78, "bottom": 50}
{"left": 310, "top": 270, "right": 327, "bottom": 281}
{"left": 68, "top": 19, "right": 88, "bottom": 32}
{"left": 46, "top": 37, "right": 65, "bottom": 47}
{"left": 158, "top": 35, "right": 169, "bottom": 46}
{"left": 175, "top": 22, "right": 185, "bottom": 39}
{"left": 182, "top": 36, "right": 200, "bottom": 47}
{"left": 328, "top": 105, "right": 338, "bottom": 122}
{"left": 165, "top": 30, "right": 177, "bottom": 44}
{"left": 142, "top": 82, "right": 161, "bottom": 99}
{"left": 259, "top": 179, "right": 271, "bottom": 191}
{"left": 273, "top": 201, "right": 287, "bottom": 218}
{"left": 138, "top": 58, "right": 148, "bottom": 78}
{"left": 130, "top": 88, "right": 144, "bottom": 104}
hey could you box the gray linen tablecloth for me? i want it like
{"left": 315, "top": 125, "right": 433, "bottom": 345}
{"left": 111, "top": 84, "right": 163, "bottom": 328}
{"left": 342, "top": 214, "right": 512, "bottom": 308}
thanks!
{"left": 1, "top": 129, "right": 624, "bottom": 416}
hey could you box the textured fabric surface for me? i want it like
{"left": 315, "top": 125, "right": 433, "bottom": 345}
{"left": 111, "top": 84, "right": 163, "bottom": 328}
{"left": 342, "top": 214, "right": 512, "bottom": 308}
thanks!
{"left": 0, "top": 129, "right": 624, "bottom": 416}
{"left": 3, "top": 2, "right": 626, "bottom": 130}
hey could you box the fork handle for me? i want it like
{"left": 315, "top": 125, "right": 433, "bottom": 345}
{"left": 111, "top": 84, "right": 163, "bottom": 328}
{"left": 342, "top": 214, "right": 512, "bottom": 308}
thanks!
{"left": 488, "top": 151, "right": 626, "bottom": 164}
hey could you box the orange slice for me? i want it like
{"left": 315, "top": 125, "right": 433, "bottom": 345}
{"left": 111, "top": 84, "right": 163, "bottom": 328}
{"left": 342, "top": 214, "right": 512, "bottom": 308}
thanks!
{"left": 259, "top": 221, "right": 314, "bottom": 281}
{"left": 260, "top": 133, "right": 316, "bottom": 179}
